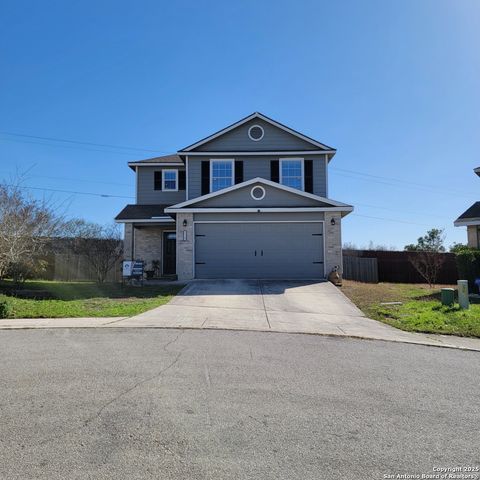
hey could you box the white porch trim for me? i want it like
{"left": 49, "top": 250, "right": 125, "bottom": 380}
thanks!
{"left": 115, "top": 218, "right": 175, "bottom": 224}
{"left": 454, "top": 218, "right": 480, "bottom": 227}
{"left": 166, "top": 207, "right": 352, "bottom": 214}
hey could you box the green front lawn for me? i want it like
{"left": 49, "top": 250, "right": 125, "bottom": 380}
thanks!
{"left": 0, "top": 280, "right": 183, "bottom": 318}
{"left": 341, "top": 280, "right": 480, "bottom": 338}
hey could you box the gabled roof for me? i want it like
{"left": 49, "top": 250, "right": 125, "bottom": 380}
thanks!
{"left": 178, "top": 112, "right": 336, "bottom": 153}
{"left": 454, "top": 202, "right": 480, "bottom": 226}
{"left": 165, "top": 177, "right": 353, "bottom": 214}
{"left": 128, "top": 154, "right": 184, "bottom": 171}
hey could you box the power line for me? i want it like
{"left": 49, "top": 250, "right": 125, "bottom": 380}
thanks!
{"left": 0, "top": 130, "right": 470, "bottom": 218}
{"left": 1, "top": 129, "right": 472, "bottom": 198}
{"left": 0, "top": 136, "right": 158, "bottom": 156}
{"left": 0, "top": 130, "right": 471, "bottom": 196}
{"left": 351, "top": 213, "right": 441, "bottom": 227}
{"left": 330, "top": 167, "right": 478, "bottom": 199}
{"left": 0, "top": 170, "right": 131, "bottom": 188}
{"left": 354, "top": 202, "right": 451, "bottom": 220}
{"left": 3, "top": 183, "right": 134, "bottom": 199}
{"left": 0, "top": 131, "right": 168, "bottom": 154}
{"left": 0, "top": 175, "right": 454, "bottom": 220}
{"left": 1, "top": 184, "right": 452, "bottom": 225}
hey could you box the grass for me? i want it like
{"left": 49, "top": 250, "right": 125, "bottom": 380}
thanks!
{"left": 0, "top": 280, "right": 183, "bottom": 318}
{"left": 341, "top": 280, "right": 480, "bottom": 338}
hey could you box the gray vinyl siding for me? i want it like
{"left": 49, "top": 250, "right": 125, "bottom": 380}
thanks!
{"left": 195, "top": 118, "right": 321, "bottom": 152}
{"left": 187, "top": 155, "right": 327, "bottom": 200}
{"left": 194, "top": 183, "right": 326, "bottom": 208}
{"left": 136, "top": 166, "right": 186, "bottom": 205}
{"left": 187, "top": 157, "right": 202, "bottom": 201}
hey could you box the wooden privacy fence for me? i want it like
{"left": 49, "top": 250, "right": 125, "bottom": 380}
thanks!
{"left": 53, "top": 254, "right": 122, "bottom": 282}
{"left": 342, "top": 250, "right": 459, "bottom": 284}
{"left": 343, "top": 256, "right": 378, "bottom": 283}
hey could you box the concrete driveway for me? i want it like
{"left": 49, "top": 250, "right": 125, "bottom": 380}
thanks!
{"left": 119, "top": 279, "right": 368, "bottom": 333}
{"left": 113, "top": 280, "right": 479, "bottom": 349}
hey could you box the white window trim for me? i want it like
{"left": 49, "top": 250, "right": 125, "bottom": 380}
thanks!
{"left": 248, "top": 124, "right": 264, "bottom": 141}
{"left": 279, "top": 158, "right": 304, "bottom": 191}
{"left": 209, "top": 158, "right": 234, "bottom": 193}
{"left": 162, "top": 169, "right": 178, "bottom": 192}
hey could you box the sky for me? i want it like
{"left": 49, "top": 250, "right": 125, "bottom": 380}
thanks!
{"left": 1, "top": 0, "right": 479, "bottom": 250}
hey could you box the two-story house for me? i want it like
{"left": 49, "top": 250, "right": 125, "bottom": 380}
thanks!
{"left": 115, "top": 112, "right": 353, "bottom": 281}
{"left": 454, "top": 167, "right": 480, "bottom": 247}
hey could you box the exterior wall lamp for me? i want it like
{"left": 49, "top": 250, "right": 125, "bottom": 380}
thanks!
{"left": 330, "top": 217, "right": 336, "bottom": 226}
{"left": 183, "top": 219, "right": 188, "bottom": 227}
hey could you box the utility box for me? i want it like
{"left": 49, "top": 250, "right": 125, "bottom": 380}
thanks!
{"left": 441, "top": 288, "right": 455, "bottom": 307}
{"left": 457, "top": 280, "right": 470, "bottom": 310}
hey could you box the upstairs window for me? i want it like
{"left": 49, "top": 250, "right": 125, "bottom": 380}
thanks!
{"left": 280, "top": 159, "right": 304, "bottom": 190}
{"left": 162, "top": 170, "right": 178, "bottom": 191}
{"left": 210, "top": 159, "right": 234, "bottom": 192}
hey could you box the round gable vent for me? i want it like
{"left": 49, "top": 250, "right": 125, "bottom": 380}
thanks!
{"left": 250, "top": 185, "right": 266, "bottom": 200}
{"left": 248, "top": 125, "right": 264, "bottom": 141}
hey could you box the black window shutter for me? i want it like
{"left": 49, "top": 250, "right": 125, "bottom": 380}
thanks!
{"left": 304, "top": 160, "right": 313, "bottom": 193}
{"left": 270, "top": 160, "right": 279, "bottom": 183}
{"left": 201, "top": 161, "right": 210, "bottom": 195}
{"left": 234, "top": 161, "right": 244, "bottom": 184}
{"left": 154, "top": 171, "right": 162, "bottom": 190}
{"left": 178, "top": 170, "right": 186, "bottom": 190}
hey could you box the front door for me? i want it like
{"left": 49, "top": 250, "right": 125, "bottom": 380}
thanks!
{"left": 163, "top": 232, "right": 176, "bottom": 275}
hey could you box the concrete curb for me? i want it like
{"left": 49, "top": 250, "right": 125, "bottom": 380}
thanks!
{"left": 0, "top": 323, "right": 478, "bottom": 352}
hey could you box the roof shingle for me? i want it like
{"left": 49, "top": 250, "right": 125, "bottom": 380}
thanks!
{"left": 115, "top": 204, "right": 173, "bottom": 221}
{"left": 455, "top": 202, "right": 480, "bottom": 222}
{"left": 128, "top": 154, "right": 184, "bottom": 170}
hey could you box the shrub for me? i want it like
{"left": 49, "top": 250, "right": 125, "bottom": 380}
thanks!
{"left": 453, "top": 246, "right": 480, "bottom": 292}
{"left": 0, "top": 298, "right": 12, "bottom": 319}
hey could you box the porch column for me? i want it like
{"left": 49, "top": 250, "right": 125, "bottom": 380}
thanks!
{"left": 123, "top": 223, "right": 134, "bottom": 260}
{"left": 176, "top": 213, "right": 194, "bottom": 281}
{"left": 467, "top": 225, "right": 480, "bottom": 248}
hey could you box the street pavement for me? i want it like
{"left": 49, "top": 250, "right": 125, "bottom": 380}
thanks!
{"left": 0, "top": 328, "right": 478, "bottom": 480}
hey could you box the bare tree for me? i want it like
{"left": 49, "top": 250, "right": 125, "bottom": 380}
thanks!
{"left": 404, "top": 228, "right": 446, "bottom": 287}
{"left": 0, "top": 181, "right": 63, "bottom": 283}
{"left": 64, "top": 220, "right": 123, "bottom": 283}
{"left": 364, "top": 241, "right": 397, "bottom": 251}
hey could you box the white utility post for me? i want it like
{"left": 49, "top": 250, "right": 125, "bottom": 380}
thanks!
{"left": 457, "top": 280, "right": 470, "bottom": 310}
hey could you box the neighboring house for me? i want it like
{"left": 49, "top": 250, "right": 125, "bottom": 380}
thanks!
{"left": 115, "top": 112, "right": 353, "bottom": 281}
{"left": 454, "top": 167, "right": 480, "bottom": 248}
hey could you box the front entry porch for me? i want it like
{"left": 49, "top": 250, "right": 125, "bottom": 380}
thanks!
{"left": 124, "top": 222, "right": 177, "bottom": 279}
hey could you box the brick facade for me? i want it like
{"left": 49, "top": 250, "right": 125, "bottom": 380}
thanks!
{"left": 175, "top": 213, "right": 194, "bottom": 281}
{"left": 324, "top": 212, "right": 342, "bottom": 276}
{"left": 125, "top": 225, "right": 175, "bottom": 273}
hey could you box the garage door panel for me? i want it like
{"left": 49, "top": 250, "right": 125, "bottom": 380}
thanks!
{"left": 195, "top": 222, "right": 324, "bottom": 279}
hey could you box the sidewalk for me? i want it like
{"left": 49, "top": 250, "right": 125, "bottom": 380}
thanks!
{"left": 0, "top": 314, "right": 479, "bottom": 352}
